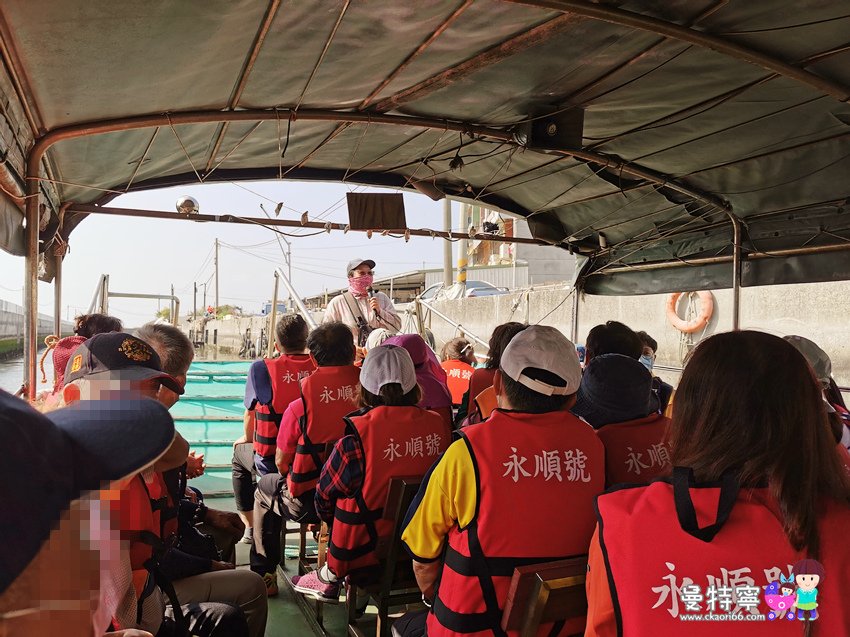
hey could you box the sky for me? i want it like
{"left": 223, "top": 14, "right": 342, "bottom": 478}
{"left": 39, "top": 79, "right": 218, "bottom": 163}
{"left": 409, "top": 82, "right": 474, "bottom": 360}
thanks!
{"left": 0, "top": 181, "right": 470, "bottom": 327}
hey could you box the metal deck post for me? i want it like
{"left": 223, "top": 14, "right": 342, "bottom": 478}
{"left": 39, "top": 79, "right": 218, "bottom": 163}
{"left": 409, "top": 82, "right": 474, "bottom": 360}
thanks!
{"left": 728, "top": 213, "right": 742, "bottom": 330}
{"left": 53, "top": 252, "right": 62, "bottom": 337}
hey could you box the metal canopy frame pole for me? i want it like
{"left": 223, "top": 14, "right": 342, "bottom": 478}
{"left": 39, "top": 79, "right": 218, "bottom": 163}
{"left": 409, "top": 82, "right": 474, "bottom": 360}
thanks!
{"left": 22, "top": 174, "right": 38, "bottom": 398}
{"left": 506, "top": 0, "right": 850, "bottom": 102}
{"left": 53, "top": 252, "right": 62, "bottom": 337}
{"left": 570, "top": 287, "right": 580, "bottom": 343}
{"left": 729, "top": 213, "right": 742, "bottom": 330}
{"left": 35, "top": 107, "right": 725, "bottom": 216}
{"left": 274, "top": 267, "right": 317, "bottom": 329}
{"left": 101, "top": 274, "right": 110, "bottom": 314}
{"left": 68, "top": 204, "right": 545, "bottom": 246}
{"left": 591, "top": 241, "right": 850, "bottom": 274}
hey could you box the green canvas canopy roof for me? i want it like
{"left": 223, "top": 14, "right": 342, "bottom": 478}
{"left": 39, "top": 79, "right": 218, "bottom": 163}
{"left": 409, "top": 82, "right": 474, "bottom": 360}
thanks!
{"left": 0, "top": 0, "right": 849, "bottom": 294}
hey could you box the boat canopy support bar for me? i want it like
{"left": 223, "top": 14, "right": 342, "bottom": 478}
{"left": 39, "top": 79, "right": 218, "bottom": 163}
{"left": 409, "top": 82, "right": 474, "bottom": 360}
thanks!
{"left": 274, "top": 267, "right": 318, "bottom": 330}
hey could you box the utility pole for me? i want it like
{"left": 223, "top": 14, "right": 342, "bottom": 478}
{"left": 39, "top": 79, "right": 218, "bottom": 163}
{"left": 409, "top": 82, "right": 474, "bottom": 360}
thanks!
{"left": 214, "top": 238, "right": 220, "bottom": 313}
{"left": 193, "top": 282, "right": 197, "bottom": 320}
{"left": 202, "top": 283, "right": 207, "bottom": 311}
{"left": 443, "top": 199, "right": 452, "bottom": 287}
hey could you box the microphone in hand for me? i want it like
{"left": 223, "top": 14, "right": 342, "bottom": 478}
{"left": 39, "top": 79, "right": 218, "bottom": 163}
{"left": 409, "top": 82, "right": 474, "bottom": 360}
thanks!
{"left": 367, "top": 287, "right": 378, "bottom": 318}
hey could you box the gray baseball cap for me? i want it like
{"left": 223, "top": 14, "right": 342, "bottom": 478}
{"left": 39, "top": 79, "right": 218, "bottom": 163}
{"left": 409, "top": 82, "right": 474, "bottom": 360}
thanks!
{"left": 346, "top": 258, "right": 376, "bottom": 276}
{"left": 361, "top": 344, "right": 417, "bottom": 395}
{"left": 500, "top": 325, "right": 582, "bottom": 396}
{"left": 784, "top": 335, "right": 832, "bottom": 386}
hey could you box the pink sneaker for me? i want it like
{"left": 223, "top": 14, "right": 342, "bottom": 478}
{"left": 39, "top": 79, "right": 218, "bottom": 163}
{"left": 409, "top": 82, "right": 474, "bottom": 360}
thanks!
{"left": 291, "top": 570, "right": 340, "bottom": 603}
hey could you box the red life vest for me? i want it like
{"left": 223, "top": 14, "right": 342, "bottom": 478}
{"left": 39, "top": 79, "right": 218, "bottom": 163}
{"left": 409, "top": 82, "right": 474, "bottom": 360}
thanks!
{"left": 328, "top": 405, "right": 450, "bottom": 577}
{"left": 253, "top": 354, "right": 317, "bottom": 457}
{"left": 595, "top": 413, "right": 671, "bottom": 486}
{"left": 287, "top": 365, "right": 361, "bottom": 497}
{"left": 595, "top": 470, "right": 850, "bottom": 635}
{"left": 442, "top": 360, "right": 475, "bottom": 405}
{"left": 428, "top": 409, "right": 605, "bottom": 637}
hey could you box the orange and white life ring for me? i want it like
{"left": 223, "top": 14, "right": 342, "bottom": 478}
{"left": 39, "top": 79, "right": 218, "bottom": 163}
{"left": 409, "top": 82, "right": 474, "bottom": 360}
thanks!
{"left": 666, "top": 291, "right": 714, "bottom": 334}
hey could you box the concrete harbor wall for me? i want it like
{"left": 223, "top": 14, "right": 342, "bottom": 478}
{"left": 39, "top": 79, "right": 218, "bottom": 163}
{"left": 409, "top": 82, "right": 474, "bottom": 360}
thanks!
{"left": 185, "top": 280, "right": 850, "bottom": 388}
{"left": 426, "top": 280, "right": 850, "bottom": 388}
{"left": 0, "top": 299, "right": 73, "bottom": 359}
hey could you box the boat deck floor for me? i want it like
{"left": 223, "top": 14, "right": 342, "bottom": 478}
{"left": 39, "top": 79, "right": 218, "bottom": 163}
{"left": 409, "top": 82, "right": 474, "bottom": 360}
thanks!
{"left": 223, "top": 496, "right": 402, "bottom": 637}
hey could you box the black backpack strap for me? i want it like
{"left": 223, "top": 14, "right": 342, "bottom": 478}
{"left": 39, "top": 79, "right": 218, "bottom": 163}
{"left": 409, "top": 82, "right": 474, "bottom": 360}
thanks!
{"left": 672, "top": 466, "right": 739, "bottom": 542}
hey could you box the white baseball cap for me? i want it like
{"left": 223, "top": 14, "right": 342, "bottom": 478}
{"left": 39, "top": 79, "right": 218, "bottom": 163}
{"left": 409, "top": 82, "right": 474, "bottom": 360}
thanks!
{"left": 361, "top": 344, "right": 418, "bottom": 395}
{"left": 500, "top": 325, "right": 582, "bottom": 396}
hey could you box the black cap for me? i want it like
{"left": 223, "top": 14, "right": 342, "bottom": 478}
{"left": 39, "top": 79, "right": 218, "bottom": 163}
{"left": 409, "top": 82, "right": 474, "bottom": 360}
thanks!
{"left": 64, "top": 332, "right": 183, "bottom": 395}
{"left": 0, "top": 389, "right": 175, "bottom": 595}
{"left": 572, "top": 353, "right": 658, "bottom": 428}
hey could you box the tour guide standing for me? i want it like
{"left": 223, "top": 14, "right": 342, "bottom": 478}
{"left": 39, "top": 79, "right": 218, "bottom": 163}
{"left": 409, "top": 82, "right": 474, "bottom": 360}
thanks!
{"left": 399, "top": 325, "right": 605, "bottom": 637}
{"left": 323, "top": 258, "right": 401, "bottom": 345}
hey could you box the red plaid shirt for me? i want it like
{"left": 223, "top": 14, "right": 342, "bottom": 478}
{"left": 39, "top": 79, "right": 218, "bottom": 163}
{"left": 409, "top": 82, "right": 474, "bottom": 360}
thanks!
{"left": 315, "top": 434, "right": 365, "bottom": 523}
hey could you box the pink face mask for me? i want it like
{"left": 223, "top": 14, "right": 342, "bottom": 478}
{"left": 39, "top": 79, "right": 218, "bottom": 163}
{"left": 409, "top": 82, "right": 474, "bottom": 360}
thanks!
{"left": 348, "top": 275, "right": 373, "bottom": 297}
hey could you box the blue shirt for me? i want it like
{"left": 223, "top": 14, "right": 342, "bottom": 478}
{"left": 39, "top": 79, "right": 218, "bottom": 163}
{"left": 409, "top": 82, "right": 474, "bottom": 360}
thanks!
{"left": 243, "top": 360, "right": 273, "bottom": 409}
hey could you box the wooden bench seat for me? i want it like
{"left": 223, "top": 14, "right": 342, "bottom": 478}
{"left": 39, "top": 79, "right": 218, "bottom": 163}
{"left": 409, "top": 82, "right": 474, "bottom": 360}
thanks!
{"left": 501, "top": 557, "right": 588, "bottom": 637}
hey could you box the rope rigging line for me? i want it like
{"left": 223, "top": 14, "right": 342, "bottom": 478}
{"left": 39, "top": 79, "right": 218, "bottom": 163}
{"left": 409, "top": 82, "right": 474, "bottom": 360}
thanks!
{"left": 166, "top": 114, "right": 203, "bottom": 183}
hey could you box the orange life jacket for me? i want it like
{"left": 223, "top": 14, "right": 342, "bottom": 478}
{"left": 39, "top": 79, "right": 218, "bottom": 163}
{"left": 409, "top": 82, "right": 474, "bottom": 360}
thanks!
{"left": 253, "top": 354, "right": 317, "bottom": 457}
{"left": 441, "top": 360, "right": 475, "bottom": 406}
{"left": 428, "top": 409, "right": 605, "bottom": 637}
{"left": 595, "top": 413, "right": 671, "bottom": 486}
{"left": 474, "top": 387, "right": 497, "bottom": 421}
{"left": 327, "top": 405, "right": 450, "bottom": 577}
{"left": 595, "top": 470, "right": 850, "bottom": 635}
{"left": 287, "top": 365, "right": 361, "bottom": 497}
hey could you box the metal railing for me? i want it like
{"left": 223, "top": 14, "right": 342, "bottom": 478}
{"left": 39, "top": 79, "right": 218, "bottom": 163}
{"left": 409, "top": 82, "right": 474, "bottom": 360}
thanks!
{"left": 416, "top": 298, "right": 490, "bottom": 350}
{"left": 87, "top": 274, "right": 180, "bottom": 326}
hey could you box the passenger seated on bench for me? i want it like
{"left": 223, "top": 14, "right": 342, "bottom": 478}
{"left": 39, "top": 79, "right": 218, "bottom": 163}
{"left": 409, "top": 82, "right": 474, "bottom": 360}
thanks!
{"left": 250, "top": 322, "right": 360, "bottom": 595}
{"left": 572, "top": 354, "right": 670, "bottom": 486}
{"left": 456, "top": 321, "right": 527, "bottom": 427}
{"left": 137, "top": 323, "right": 246, "bottom": 565}
{"left": 586, "top": 331, "right": 850, "bottom": 636}
{"left": 290, "top": 344, "right": 450, "bottom": 602}
{"left": 636, "top": 330, "right": 674, "bottom": 416}
{"left": 583, "top": 320, "right": 643, "bottom": 364}
{"left": 440, "top": 337, "right": 476, "bottom": 407}
{"left": 232, "top": 314, "right": 317, "bottom": 541}
{"left": 36, "top": 312, "right": 123, "bottom": 409}
{"left": 784, "top": 335, "right": 850, "bottom": 453}
{"left": 61, "top": 334, "right": 264, "bottom": 637}
{"left": 399, "top": 326, "right": 605, "bottom": 637}
{"left": 0, "top": 389, "right": 174, "bottom": 636}
{"left": 384, "top": 333, "right": 453, "bottom": 429}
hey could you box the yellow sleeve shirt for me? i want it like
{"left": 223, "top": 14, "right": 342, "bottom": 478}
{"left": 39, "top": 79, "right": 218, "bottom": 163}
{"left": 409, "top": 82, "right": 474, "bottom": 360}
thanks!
{"left": 401, "top": 437, "right": 478, "bottom": 561}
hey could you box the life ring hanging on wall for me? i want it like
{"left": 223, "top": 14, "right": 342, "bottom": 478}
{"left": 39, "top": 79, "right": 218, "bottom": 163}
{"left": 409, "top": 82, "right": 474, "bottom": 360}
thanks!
{"left": 666, "top": 291, "right": 714, "bottom": 334}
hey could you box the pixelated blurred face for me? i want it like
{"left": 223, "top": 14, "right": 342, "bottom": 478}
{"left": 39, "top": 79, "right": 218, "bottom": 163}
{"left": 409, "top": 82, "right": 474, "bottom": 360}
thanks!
{"left": 64, "top": 378, "right": 161, "bottom": 403}
{"left": 0, "top": 495, "right": 120, "bottom": 636}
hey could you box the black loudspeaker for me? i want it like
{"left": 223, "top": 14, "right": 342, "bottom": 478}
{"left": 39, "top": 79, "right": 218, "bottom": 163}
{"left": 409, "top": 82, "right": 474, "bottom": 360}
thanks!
{"left": 530, "top": 108, "right": 584, "bottom": 151}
